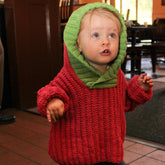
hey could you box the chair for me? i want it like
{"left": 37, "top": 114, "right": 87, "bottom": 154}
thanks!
{"left": 142, "top": 18, "right": 165, "bottom": 72}
{"left": 59, "top": 0, "right": 74, "bottom": 23}
{"left": 152, "top": 21, "right": 165, "bottom": 65}
{"left": 59, "top": 0, "right": 74, "bottom": 44}
{"left": 122, "top": 26, "right": 143, "bottom": 76}
{"left": 153, "top": 18, "right": 165, "bottom": 26}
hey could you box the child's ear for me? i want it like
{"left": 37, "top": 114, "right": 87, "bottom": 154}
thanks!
{"left": 77, "top": 38, "right": 82, "bottom": 52}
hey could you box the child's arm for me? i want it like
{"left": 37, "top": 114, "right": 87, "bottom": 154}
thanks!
{"left": 137, "top": 73, "right": 154, "bottom": 92}
{"left": 37, "top": 80, "right": 69, "bottom": 118}
{"left": 124, "top": 73, "right": 153, "bottom": 112}
{"left": 46, "top": 98, "right": 64, "bottom": 122}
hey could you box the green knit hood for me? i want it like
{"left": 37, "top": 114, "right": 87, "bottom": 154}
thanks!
{"left": 64, "top": 2, "right": 127, "bottom": 89}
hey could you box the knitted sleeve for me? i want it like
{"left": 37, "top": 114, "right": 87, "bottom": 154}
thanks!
{"left": 37, "top": 77, "right": 70, "bottom": 117}
{"left": 125, "top": 75, "right": 152, "bottom": 112}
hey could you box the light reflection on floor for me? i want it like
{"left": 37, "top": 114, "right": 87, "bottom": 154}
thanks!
{"left": 125, "top": 57, "right": 165, "bottom": 82}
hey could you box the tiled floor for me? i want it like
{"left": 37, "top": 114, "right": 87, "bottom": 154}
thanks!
{"left": 0, "top": 109, "right": 56, "bottom": 165}
{"left": 124, "top": 138, "right": 165, "bottom": 165}
{"left": 0, "top": 109, "right": 165, "bottom": 165}
{"left": 0, "top": 57, "right": 165, "bottom": 165}
{"left": 125, "top": 56, "right": 165, "bottom": 82}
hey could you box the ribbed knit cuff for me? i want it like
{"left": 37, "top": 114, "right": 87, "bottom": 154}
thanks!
{"left": 37, "top": 86, "right": 70, "bottom": 117}
{"left": 127, "top": 75, "right": 152, "bottom": 104}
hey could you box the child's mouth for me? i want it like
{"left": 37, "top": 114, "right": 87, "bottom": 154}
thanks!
{"left": 101, "top": 49, "right": 110, "bottom": 55}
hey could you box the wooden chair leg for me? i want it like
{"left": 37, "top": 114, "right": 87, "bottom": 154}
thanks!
{"left": 134, "top": 50, "right": 142, "bottom": 75}
{"left": 121, "top": 56, "right": 127, "bottom": 72}
{"left": 151, "top": 47, "right": 156, "bottom": 73}
{"left": 137, "top": 54, "right": 141, "bottom": 75}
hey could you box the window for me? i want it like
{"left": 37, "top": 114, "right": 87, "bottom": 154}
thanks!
{"left": 115, "top": 0, "right": 153, "bottom": 25}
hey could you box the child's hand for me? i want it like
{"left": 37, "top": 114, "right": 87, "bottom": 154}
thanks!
{"left": 137, "top": 73, "right": 154, "bottom": 92}
{"left": 46, "top": 98, "right": 64, "bottom": 122}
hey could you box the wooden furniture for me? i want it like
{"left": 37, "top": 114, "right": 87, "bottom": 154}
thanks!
{"left": 0, "top": 38, "right": 4, "bottom": 109}
{"left": 4, "top": 0, "right": 63, "bottom": 109}
{"left": 124, "top": 22, "right": 165, "bottom": 74}
{"left": 73, "top": 3, "right": 87, "bottom": 11}
{"left": 152, "top": 19, "right": 165, "bottom": 70}
{"left": 142, "top": 18, "right": 165, "bottom": 72}
{"left": 122, "top": 25, "right": 153, "bottom": 76}
{"left": 60, "top": 0, "right": 74, "bottom": 44}
{"left": 153, "top": 18, "right": 165, "bottom": 25}
{"left": 0, "top": 3, "right": 5, "bottom": 108}
{"left": 59, "top": 0, "right": 74, "bottom": 23}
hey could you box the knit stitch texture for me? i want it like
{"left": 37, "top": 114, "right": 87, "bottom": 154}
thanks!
{"left": 37, "top": 45, "right": 152, "bottom": 165}
{"left": 37, "top": 3, "right": 152, "bottom": 164}
{"left": 64, "top": 2, "right": 127, "bottom": 89}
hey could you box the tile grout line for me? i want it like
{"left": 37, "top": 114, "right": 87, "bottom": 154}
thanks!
{"left": 126, "top": 136, "right": 165, "bottom": 151}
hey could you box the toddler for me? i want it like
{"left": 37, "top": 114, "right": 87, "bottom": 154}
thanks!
{"left": 37, "top": 3, "right": 153, "bottom": 165}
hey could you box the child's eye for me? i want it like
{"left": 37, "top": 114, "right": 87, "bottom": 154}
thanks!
{"left": 92, "top": 33, "right": 99, "bottom": 38}
{"left": 109, "top": 33, "right": 116, "bottom": 38}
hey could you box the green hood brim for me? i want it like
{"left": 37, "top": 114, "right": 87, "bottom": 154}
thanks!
{"left": 64, "top": 2, "right": 127, "bottom": 89}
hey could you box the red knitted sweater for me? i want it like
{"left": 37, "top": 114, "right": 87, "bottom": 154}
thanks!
{"left": 37, "top": 49, "right": 152, "bottom": 165}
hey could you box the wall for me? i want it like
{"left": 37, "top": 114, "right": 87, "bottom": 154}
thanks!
{"left": 153, "top": 0, "right": 165, "bottom": 20}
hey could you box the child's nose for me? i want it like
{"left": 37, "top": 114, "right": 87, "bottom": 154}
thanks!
{"left": 102, "top": 37, "right": 110, "bottom": 46}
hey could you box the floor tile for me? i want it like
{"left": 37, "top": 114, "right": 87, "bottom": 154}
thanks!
{"left": 0, "top": 132, "right": 18, "bottom": 144}
{"left": 129, "top": 156, "right": 165, "bottom": 165}
{"left": 126, "top": 143, "right": 156, "bottom": 155}
{"left": 124, "top": 150, "right": 142, "bottom": 164}
{"left": 0, "top": 108, "right": 164, "bottom": 165}
{"left": 0, "top": 152, "right": 24, "bottom": 165}
{"left": 29, "top": 150, "right": 55, "bottom": 165}
{"left": 125, "top": 57, "right": 165, "bottom": 82}
{"left": 147, "top": 150, "right": 165, "bottom": 162}
{"left": 14, "top": 119, "right": 50, "bottom": 136}
{"left": 24, "top": 134, "right": 49, "bottom": 150}
{"left": 0, "top": 146, "right": 8, "bottom": 155}
{"left": 1, "top": 138, "right": 44, "bottom": 158}
{"left": 0, "top": 123, "right": 36, "bottom": 139}
{"left": 12, "top": 158, "right": 39, "bottom": 165}
{"left": 124, "top": 140, "right": 135, "bottom": 148}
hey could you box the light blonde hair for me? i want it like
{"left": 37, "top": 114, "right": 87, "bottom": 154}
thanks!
{"left": 79, "top": 7, "right": 122, "bottom": 35}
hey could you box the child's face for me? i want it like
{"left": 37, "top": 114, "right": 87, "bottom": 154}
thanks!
{"left": 77, "top": 12, "right": 120, "bottom": 73}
